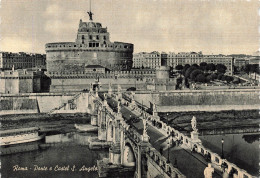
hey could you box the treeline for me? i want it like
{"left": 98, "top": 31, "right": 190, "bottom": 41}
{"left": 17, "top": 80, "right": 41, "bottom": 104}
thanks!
{"left": 240, "top": 64, "right": 259, "bottom": 74}
{"left": 175, "top": 63, "right": 235, "bottom": 86}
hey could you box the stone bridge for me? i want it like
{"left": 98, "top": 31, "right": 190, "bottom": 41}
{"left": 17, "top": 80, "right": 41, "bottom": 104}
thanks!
{"left": 87, "top": 88, "right": 185, "bottom": 178}
{"left": 50, "top": 86, "right": 256, "bottom": 178}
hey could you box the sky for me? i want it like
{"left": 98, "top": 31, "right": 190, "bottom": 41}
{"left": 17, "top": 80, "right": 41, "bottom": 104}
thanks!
{"left": 0, "top": 0, "right": 259, "bottom": 55}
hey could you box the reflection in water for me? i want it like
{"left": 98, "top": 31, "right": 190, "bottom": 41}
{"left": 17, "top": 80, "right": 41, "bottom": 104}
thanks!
{"left": 1, "top": 132, "right": 108, "bottom": 178}
{"left": 242, "top": 134, "right": 260, "bottom": 144}
{"left": 200, "top": 133, "right": 259, "bottom": 176}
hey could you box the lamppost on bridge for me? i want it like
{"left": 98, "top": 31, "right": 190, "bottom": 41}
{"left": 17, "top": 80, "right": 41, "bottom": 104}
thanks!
{"left": 221, "top": 138, "right": 224, "bottom": 159}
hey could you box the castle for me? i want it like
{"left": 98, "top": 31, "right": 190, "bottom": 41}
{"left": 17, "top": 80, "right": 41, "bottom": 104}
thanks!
{"left": 45, "top": 15, "right": 133, "bottom": 74}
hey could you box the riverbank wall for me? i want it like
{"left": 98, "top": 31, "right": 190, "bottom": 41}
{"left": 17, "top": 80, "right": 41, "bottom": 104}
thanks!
{"left": 134, "top": 89, "right": 259, "bottom": 112}
{"left": 0, "top": 93, "right": 76, "bottom": 115}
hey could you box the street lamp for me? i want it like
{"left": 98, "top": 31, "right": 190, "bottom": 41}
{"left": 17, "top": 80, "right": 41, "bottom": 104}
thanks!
{"left": 221, "top": 138, "right": 224, "bottom": 159}
{"left": 167, "top": 138, "right": 170, "bottom": 163}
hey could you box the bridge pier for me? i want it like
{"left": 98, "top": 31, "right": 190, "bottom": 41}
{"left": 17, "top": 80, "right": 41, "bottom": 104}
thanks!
{"left": 109, "top": 142, "right": 121, "bottom": 164}
{"left": 98, "top": 107, "right": 107, "bottom": 141}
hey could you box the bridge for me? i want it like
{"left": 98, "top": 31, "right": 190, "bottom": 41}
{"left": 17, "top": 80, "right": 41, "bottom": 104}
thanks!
{"left": 49, "top": 85, "right": 256, "bottom": 178}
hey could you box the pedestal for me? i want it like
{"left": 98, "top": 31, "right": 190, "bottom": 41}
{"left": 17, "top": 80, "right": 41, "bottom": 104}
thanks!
{"left": 91, "top": 115, "right": 98, "bottom": 126}
{"left": 191, "top": 131, "right": 201, "bottom": 144}
{"left": 109, "top": 143, "right": 121, "bottom": 164}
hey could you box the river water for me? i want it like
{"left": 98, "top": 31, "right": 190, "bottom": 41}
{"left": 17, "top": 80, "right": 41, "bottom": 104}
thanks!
{"left": 200, "top": 133, "right": 259, "bottom": 176}
{"left": 1, "top": 132, "right": 109, "bottom": 178}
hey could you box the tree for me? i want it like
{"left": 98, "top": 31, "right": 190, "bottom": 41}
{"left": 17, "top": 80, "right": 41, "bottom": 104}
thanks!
{"left": 200, "top": 62, "right": 208, "bottom": 71}
{"left": 200, "top": 62, "right": 207, "bottom": 67}
{"left": 175, "top": 65, "right": 183, "bottom": 71}
{"left": 206, "top": 63, "right": 216, "bottom": 71}
{"left": 233, "top": 78, "right": 240, "bottom": 84}
{"left": 216, "top": 64, "right": 227, "bottom": 74}
{"left": 192, "top": 64, "right": 199, "bottom": 68}
{"left": 221, "top": 75, "right": 227, "bottom": 81}
{"left": 183, "top": 64, "right": 191, "bottom": 75}
{"left": 206, "top": 75, "right": 212, "bottom": 83}
{"left": 185, "top": 78, "right": 189, "bottom": 88}
{"left": 225, "top": 76, "right": 234, "bottom": 83}
{"left": 217, "top": 73, "right": 224, "bottom": 80}
{"left": 184, "top": 66, "right": 197, "bottom": 78}
{"left": 244, "top": 64, "right": 251, "bottom": 74}
{"left": 210, "top": 73, "right": 217, "bottom": 80}
{"left": 190, "top": 69, "right": 203, "bottom": 81}
{"left": 196, "top": 74, "right": 206, "bottom": 83}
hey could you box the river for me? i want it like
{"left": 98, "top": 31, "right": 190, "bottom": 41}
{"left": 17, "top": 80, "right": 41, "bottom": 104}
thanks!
{"left": 1, "top": 132, "right": 109, "bottom": 178}
{"left": 199, "top": 133, "right": 259, "bottom": 176}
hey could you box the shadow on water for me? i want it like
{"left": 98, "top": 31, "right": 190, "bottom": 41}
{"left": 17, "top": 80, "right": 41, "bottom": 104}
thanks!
{"left": 199, "top": 133, "right": 259, "bottom": 177}
{"left": 242, "top": 134, "right": 260, "bottom": 144}
{"left": 1, "top": 131, "right": 109, "bottom": 178}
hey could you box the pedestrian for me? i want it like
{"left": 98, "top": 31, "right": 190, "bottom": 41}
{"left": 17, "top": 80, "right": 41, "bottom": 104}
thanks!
{"left": 160, "top": 147, "right": 163, "bottom": 155}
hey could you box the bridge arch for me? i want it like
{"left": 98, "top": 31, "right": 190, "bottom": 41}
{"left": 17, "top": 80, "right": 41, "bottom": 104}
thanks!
{"left": 123, "top": 142, "right": 136, "bottom": 167}
{"left": 123, "top": 139, "right": 138, "bottom": 168}
{"left": 107, "top": 120, "right": 113, "bottom": 141}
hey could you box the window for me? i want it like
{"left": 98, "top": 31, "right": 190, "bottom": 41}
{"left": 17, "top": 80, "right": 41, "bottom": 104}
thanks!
{"left": 96, "top": 35, "right": 99, "bottom": 40}
{"left": 103, "top": 36, "right": 106, "bottom": 40}
{"left": 89, "top": 35, "right": 92, "bottom": 40}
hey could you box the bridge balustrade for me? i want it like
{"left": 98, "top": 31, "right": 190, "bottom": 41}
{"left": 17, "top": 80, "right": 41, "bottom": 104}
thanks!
{"left": 91, "top": 92, "right": 255, "bottom": 178}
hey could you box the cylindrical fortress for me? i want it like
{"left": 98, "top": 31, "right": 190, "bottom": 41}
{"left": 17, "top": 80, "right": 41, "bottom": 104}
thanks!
{"left": 45, "top": 20, "right": 133, "bottom": 74}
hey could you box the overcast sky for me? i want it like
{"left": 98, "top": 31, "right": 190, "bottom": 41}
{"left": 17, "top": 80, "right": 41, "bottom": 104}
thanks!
{"left": 0, "top": 0, "right": 258, "bottom": 55}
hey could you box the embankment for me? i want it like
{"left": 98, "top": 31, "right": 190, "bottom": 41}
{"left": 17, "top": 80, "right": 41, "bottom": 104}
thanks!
{"left": 0, "top": 93, "right": 76, "bottom": 115}
{"left": 134, "top": 89, "right": 259, "bottom": 112}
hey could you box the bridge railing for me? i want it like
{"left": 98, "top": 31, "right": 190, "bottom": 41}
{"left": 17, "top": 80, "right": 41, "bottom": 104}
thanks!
{"left": 93, "top": 92, "right": 255, "bottom": 178}
{"left": 92, "top": 92, "right": 186, "bottom": 178}
{"left": 125, "top": 96, "right": 256, "bottom": 178}
{"left": 146, "top": 145, "right": 186, "bottom": 178}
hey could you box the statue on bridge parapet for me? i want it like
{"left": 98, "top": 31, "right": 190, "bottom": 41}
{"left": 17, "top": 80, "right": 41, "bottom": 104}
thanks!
{"left": 117, "top": 100, "right": 121, "bottom": 114}
{"left": 142, "top": 117, "right": 149, "bottom": 142}
{"left": 103, "top": 93, "right": 108, "bottom": 106}
{"left": 117, "top": 84, "right": 122, "bottom": 99}
{"left": 191, "top": 116, "right": 198, "bottom": 133}
{"left": 108, "top": 83, "right": 113, "bottom": 96}
{"left": 90, "top": 83, "right": 93, "bottom": 92}
{"left": 152, "top": 102, "right": 158, "bottom": 117}
{"left": 204, "top": 163, "right": 214, "bottom": 178}
{"left": 191, "top": 116, "right": 201, "bottom": 144}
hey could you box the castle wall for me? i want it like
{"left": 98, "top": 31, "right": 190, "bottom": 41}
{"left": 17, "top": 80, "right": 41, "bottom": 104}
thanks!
{"left": 46, "top": 42, "right": 133, "bottom": 72}
{"left": 3, "top": 78, "right": 19, "bottom": 94}
{"left": 19, "top": 78, "right": 33, "bottom": 93}
{"left": 49, "top": 77, "right": 147, "bottom": 92}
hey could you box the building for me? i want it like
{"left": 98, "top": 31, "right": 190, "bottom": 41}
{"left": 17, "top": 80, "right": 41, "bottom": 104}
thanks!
{"left": 0, "top": 52, "right": 46, "bottom": 70}
{"left": 167, "top": 52, "right": 233, "bottom": 75}
{"left": 166, "top": 52, "right": 204, "bottom": 68}
{"left": 203, "top": 54, "right": 234, "bottom": 75}
{"left": 0, "top": 69, "right": 42, "bottom": 94}
{"left": 45, "top": 13, "right": 133, "bottom": 74}
{"left": 133, "top": 51, "right": 161, "bottom": 69}
{"left": 133, "top": 51, "right": 234, "bottom": 75}
{"left": 233, "top": 58, "right": 249, "bottom": 70}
